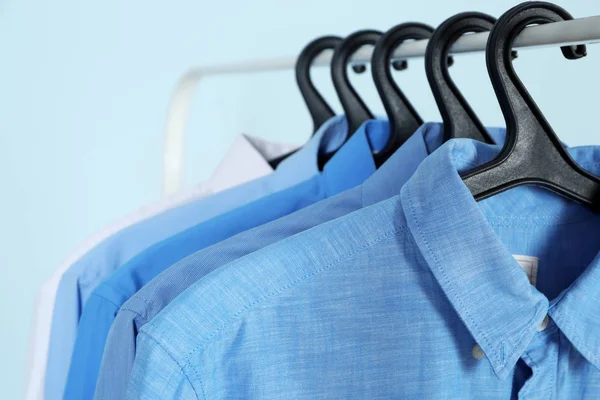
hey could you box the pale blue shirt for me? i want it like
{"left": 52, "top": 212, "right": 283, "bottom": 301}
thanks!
{"left": 44, "top": 116, "right": 350, "bottom": 400}
{"left": 128, "top": 137, "right": 600, "bottom": 399}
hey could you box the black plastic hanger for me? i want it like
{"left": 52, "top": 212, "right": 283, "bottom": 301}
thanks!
{"left": 269, "top": 36, "right": 343, "bottom": 169}
{"left": 425, "top": 12, "right": 502, "bottom": 144}
{"left": 371, "top": 23, "right": 445, "bottom": 166}
{"left": 330, "top": 30, "right": 382, "bottom": 137}
{"left": 297, "top": 36, "right": 344, "bottom": 134}
{"left": 462, "top": 1, "right": 600, "bottom": 209}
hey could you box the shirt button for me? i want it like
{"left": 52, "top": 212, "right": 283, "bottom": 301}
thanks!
{"left": 537, "top": 315, "right": 550, "bottom": 331}
{"left": 472, "top": 344, "right": 485, "bottom": 360}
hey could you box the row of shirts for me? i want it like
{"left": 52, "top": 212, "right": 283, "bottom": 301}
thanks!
{"left": 27, "top": 116, "right": 600, "bottom": 399}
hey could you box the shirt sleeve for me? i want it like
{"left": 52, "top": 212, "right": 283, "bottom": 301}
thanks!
{"left": 95, "top": 309, "right": 138, "bottom": 400}
{"left": 127, "top": 332, "right": 199, "bottom": 399}
{"left": 62, "top": 293, "right": 119, "bottom": 400}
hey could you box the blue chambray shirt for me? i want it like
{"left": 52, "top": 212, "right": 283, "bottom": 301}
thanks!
{"left": 64, "top": 119, "right": 390, "bottom": 400}
{"left": 128, "top": 137, "right": 600, "bottom": 399}
{"left": 44, "top": 116, "right": 351, "bottom": 400}
{"left": 95, "top": 122, "right": 503, "bottom": 400}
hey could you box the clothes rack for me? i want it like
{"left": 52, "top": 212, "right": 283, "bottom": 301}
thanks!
{"left": 163, "top": 15, "right": 600, "bottom": 195}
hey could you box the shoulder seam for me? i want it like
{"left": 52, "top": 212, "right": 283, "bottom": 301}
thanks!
{"left": 119, "top": 294, "right": 153, "bottom": 320}
{"left": 90, "top": 291, "right": 123, "bottom": 310}
{"left": 182, "top": 223, "right": 406, "bottom": 369}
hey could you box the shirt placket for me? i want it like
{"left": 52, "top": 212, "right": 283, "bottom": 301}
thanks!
{"left": 516, "top": 319, "right": 559, "bottom": 400}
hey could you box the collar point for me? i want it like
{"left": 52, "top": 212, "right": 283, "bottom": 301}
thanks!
{"left": 490, "top": 360, "right": 516, "bottom": 381}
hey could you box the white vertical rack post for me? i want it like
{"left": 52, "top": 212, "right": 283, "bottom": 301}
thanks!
{"left": 163, "top": 16, "right": 600, "bottom": 196}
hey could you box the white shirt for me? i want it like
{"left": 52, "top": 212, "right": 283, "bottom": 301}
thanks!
{"left": 23, "top": 134, "right": 296, "bottom": 400}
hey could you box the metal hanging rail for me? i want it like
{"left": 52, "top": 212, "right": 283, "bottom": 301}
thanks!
{"left": 163, "top": 15, "right": 600, "bottom": 195}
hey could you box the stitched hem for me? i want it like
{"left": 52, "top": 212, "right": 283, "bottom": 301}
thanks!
{"left": 551, "top": 307, "right": 600, "bottom": 367}
{"left": 406, "top": 142, "right": 501, "bottom": 369}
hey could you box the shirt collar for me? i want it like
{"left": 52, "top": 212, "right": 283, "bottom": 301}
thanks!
{"left": 276, "top": 116, "right": 349, "bottom": 183}
{"left": 243, "top": 134, "right": 299, "bottom": 162}
{"left": 544, "top": 145, "right": 600, "bottom": 372}
{"left": 208, "top": 134, "right": 297, "bottom": 192}
{"left": 363, "top": 122, "right": 507, "bottom": 206}
{"left": 400, "top": 137, "right": 600, "bottom": 379}
{"left": 548, "top": 250, "right": 600, "bottom": 371}
{"left": 321, "top": 119, "right": 389, "bottom": 196}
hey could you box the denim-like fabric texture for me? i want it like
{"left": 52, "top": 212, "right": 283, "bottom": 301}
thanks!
{"left": 64, "top": 119, "right": 389, "bottom": 400}
{"left": 96, "top": 122, "right": 488, "bottom": 400}
{"left": 128, "top": 137, "right": 600, "bottom": 399}
{"left": 44, "top": 116, "right": 349, "bottom": 400}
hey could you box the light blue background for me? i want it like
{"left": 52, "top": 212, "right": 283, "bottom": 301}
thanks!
{"left": 1, "top": 0, "right": 599, "bottom": 398}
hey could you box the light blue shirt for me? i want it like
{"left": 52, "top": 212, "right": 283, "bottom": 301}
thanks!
{"left": 96, "top": 122, "right": 492, "bottom": 400}
{"left": 44, "top": 116, "right": 350, "bottom": 400}
{"left": 65, "top": 119, "right": 389, "bottom": 400}
{"left": 128, "top": 137, "right": 600, "bottom": 399}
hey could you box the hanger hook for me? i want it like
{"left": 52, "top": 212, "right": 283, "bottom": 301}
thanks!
{"left": 425, "top": 12, "right": 502, "bottom": 143}
{"left": 371, "top": 23, "right": 445, "bottom": 165}
{"left": 296, "top": 36, "right": 343, "bottom": 135}
{"left": 486, "top": 1, "right": 585, "bottom": 166}
{"left": 462, "top": 1, "right": 600, "bottom": 207}
{"left": 331, "top": 30, "right": 381, "bottom": 137}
